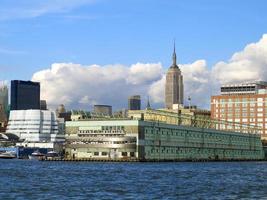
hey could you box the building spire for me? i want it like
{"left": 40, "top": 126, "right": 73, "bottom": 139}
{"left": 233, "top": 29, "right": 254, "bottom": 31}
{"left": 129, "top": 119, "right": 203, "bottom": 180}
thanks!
{"left": 172, "top": 39, "right": 177, "bottom": 67}
{"left": 146, "top": 96, "right": 151, "bottom": 110}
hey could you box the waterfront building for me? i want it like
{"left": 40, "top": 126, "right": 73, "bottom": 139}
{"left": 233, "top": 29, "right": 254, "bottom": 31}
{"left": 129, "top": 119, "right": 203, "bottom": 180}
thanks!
{"left": 211, "top": 81, "right": 267, "bottom": 140}
{"left": 128, "top": 95, "right": 141, "bottom": 110}
{"left": 93, "top": 105, "right": 112, "bottom": 116}
{"left": 165, "top": 44, "right": 184, "bottom": 109}
{"left": 11, "top": 80, "right": 40, "bottom": 110}
{"left": 6, "top": 110, "right": 64, "bottom": 150}
{"left": 65, "top": 117, "right": 263, "bottom": 161}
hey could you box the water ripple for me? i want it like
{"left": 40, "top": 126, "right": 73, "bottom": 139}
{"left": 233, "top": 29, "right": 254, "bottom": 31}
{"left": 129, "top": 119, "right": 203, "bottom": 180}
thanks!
{"left": 1, "top": 160, "right": 267, "bottom": 199}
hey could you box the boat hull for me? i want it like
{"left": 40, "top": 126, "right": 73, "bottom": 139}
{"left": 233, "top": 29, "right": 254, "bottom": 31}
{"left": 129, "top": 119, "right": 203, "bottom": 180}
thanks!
{"left": 0, "top": 156, "right": 16, "bottom": 159}
{"left": 28, "top": 155, "right": 45, "bottom": 160}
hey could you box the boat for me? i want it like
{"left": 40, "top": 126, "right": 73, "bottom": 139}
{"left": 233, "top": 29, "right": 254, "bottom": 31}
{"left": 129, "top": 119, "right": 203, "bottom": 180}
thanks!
{"left": 46, "top": 151, "right": 61, "bottom": 159}
{"left": 0, "top": 151, "right": 17, "bottom": 159}
{"left": 28, "top": 150, "right": 45, "bottom": 160}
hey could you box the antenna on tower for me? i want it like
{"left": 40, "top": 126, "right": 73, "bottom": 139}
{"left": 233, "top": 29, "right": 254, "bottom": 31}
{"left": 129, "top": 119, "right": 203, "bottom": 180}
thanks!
{"left": 146, "top": 96, "right": 151, "bottom": 110}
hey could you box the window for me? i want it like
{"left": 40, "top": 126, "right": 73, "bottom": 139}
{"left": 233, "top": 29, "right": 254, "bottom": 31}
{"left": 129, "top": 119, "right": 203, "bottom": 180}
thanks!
{"left": 94, "top": 152, "right": 99, "bottom": 156}
{"left": 258, "top": 113, "right": 263, "bottom": 117}
{"left": 101, "top": 152, "right": 108, "bottom": 156}
{"left": 258, "top": 98, "right": 263, "bottom": 102}
{"left": 130, "top": 152, "right": 135, "bottom": 157}
{"left": 122, "top": 152, "right": 127, "bottom": 156}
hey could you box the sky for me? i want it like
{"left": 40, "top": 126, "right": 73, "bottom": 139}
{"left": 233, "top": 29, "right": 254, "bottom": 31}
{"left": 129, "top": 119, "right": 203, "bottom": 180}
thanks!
{"left": 1, "top": 0, "right": 267, "bottom": 110}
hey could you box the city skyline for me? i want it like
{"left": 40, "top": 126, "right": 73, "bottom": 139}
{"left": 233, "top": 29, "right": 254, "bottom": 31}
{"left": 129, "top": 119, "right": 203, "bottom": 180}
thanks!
{"left": 1, "top": 0, "right": 267, "bottom": 110}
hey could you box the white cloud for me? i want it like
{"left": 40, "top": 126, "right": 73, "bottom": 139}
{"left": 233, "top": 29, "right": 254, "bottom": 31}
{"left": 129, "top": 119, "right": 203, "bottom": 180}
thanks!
{"left": 32, "top": 34, "right": 267, "bottom": 111}
{"left": 32, "top": 62, "right": 163, "bottom": 110}
{"left": 212, "top": 34, "right": 267, "bottom": 84}
{"left": 0, "top": 0, "right": 97, "bottom": 20}
{"left": 127, "top": 63, "right": 162, "bottom": 85}
{"left": 148, "top": 75, "right": 165, "bottom": 104}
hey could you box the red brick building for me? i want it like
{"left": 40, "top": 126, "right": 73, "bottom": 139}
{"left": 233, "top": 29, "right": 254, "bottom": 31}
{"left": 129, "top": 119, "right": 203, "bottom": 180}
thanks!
{"left": 211, "top": 82, "right": 267, "bottom": 140}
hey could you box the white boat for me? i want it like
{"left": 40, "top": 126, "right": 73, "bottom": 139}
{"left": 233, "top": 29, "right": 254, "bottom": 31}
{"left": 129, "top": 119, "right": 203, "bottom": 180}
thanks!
{"left": 0, "top": 151, "right": 16, "bottom": 159}
{"left": 28, "top": 150, "right": 45, "bottom": 160}
{"left": 46, "top": 151, "right": 61, "bottom": 159}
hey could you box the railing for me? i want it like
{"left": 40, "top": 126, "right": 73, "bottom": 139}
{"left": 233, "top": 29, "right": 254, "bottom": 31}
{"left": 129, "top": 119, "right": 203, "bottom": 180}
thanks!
{"left": 136, "top": 109, "right": 261, "bottom": 135}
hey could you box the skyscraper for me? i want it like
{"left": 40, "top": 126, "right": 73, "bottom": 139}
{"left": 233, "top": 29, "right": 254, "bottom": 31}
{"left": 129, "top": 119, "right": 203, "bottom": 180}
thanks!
{"left": 0, "top": 84, "right": 8, "bottom": 120}
{"left": 11, "top": 80, "right": 40, "bottom": 110}
{"left": 128, "top": 95, "right": 141, "bottom": 110}
{"left": 165, "top": 43, "right": 184, "bottom": 109}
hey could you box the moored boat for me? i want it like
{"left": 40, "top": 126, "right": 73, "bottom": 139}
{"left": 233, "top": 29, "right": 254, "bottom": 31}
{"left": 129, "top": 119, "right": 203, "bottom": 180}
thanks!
{"left": 0, "top": 151, "right": 17, "bottom": 159}
{"left": 45, "top": 151, "right": 61, "bottom": 159}
{"left": 28, "top": 150, "right": 45, "bottom": 160}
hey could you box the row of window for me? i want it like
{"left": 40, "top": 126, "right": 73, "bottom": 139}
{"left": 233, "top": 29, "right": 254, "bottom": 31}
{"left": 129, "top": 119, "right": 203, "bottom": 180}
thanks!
{"left": 147, "top": 148, "right": 259, "bottom": 155}
{"left": 79, "top": 130, "right": 124, "bottom": 134}
{"left": 144, "top": 129, "right": 255, "bottom": 142}
{"left": 214, "top": 97, "right": 267, "bottom": 103}
{"left": 101, "top": 126, "right": 125, "bottom": 131}
{"left": 82, "top": 151, "right": 135, "bottom": 157}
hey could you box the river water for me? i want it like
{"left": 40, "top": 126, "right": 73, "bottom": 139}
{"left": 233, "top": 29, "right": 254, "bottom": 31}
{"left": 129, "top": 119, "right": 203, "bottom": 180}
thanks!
{"left": 0, "top": 160, "right": 267, "bottom": 199}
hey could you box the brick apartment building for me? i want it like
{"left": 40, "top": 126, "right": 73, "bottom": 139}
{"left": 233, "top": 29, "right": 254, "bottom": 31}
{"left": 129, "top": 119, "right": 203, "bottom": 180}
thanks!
{"left": 211, "top": 82, "right": 267, "bottom": 140}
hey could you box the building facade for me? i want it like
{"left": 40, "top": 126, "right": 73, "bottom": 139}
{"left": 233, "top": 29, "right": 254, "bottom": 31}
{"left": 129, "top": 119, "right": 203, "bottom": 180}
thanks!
{"left": 11, "top": 80, "right": 40, "bottom": 110}
{"left": 211, "top": 82, "right": 267, "bottom": 140}
{"left": 93, "top": 105, "right": 112, "bottom": 116}
{"left": 6, "top": 110, "right": 64, "bottom": 145}
{"left": 0, "top": 84, "right": 8, "bottom": 131}
{"left": 165, "top": 44, "right": 184, "bottom": 109}
{"left": 65, "top": 118, "right": 263, "bottom": 161}
{"left": 128, "top": 95, "right": 141, "bottom": 110}
{"left": 0, "top": 84, "right": 8, "bottom": 118}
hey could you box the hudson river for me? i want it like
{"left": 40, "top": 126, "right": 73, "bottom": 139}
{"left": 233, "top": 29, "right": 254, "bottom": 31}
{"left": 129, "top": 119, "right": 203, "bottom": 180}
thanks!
{"left": 1, "top": 160, "right": 267, "bottom": 199}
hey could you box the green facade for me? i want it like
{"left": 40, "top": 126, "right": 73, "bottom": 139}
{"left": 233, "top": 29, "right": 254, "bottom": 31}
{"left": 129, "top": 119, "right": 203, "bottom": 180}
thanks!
{"left": 65, "top": 119, "right": 264, "bottom": 161}
{"left": 139, "top": 121, "right": 263, "bottom": 161}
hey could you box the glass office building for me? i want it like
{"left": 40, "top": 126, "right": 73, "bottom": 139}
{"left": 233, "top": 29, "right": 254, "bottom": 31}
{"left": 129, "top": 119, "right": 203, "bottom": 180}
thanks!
{"left": 11, "top": 80, "right": 40, "bottom": 110}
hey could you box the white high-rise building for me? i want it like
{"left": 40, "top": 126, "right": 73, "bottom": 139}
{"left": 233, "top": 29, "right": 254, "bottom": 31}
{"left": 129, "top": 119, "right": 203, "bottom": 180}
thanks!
{"left": 6, "top": 110, "right": 64, "bottom": 143}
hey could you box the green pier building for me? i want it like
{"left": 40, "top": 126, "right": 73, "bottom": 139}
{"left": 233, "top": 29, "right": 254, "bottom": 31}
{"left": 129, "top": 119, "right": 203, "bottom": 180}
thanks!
{"left": 65, "top": 114, "right": 264, "bottom": 161}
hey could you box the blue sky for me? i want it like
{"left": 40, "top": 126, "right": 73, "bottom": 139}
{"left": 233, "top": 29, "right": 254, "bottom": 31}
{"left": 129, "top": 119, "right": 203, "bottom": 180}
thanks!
{"left": 1, "top": 0, "right": 267, "bottom": 110}
{"left": 1, "top": 0, "right": 267, "bottom": 81}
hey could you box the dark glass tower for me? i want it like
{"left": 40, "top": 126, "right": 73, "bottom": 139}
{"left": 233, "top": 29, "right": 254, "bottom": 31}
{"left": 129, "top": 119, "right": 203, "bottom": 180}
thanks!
{"left": 11, "top": 80, "right": 40, "bottom": 110}
{"left": 128, "top": 95, "right": 141, "bottom": 110}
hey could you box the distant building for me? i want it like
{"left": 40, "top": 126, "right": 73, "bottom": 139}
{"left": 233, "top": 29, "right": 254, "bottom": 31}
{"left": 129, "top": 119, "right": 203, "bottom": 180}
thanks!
{"left": 11, "top": 80, "right": 40, "bottom": 110}
{"left": 211, "top": 81, "right": 267, "bottom": 140}
{"left": 56, "top": 104, "right": 71, "bottom": 121}
{"left": 0, "top": 84, "right": 8, "bottom": 117}
{"left": 165, "top": 43, "right": 184, "bottom": 109}
{"left": 40, "top": 100, "right": 47, "bottom": 110}
{"left": 128, "top": 95, "right": 141, "bottom": 110}
{"left": 0, "top": 84, "right": 8, "bottom": 130}
{"left": 93, "top": 105, "right": 112, "bottom": 116}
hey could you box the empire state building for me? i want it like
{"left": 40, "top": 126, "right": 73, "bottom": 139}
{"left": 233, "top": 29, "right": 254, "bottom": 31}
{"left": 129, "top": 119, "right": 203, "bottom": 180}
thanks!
{"left": 165, "top": 44, "right": 184, "bottom": 109}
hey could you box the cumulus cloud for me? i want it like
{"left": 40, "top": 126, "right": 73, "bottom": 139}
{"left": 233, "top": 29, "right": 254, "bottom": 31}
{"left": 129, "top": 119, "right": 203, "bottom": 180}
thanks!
{"left": 212, "top": 34, "right": 267, "bottom": 84}
{"left": 32, "top": 34, "right": 267, "bottom": 111}
{"left": 32, "top": 62, "right": 163, "bottom": 110}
